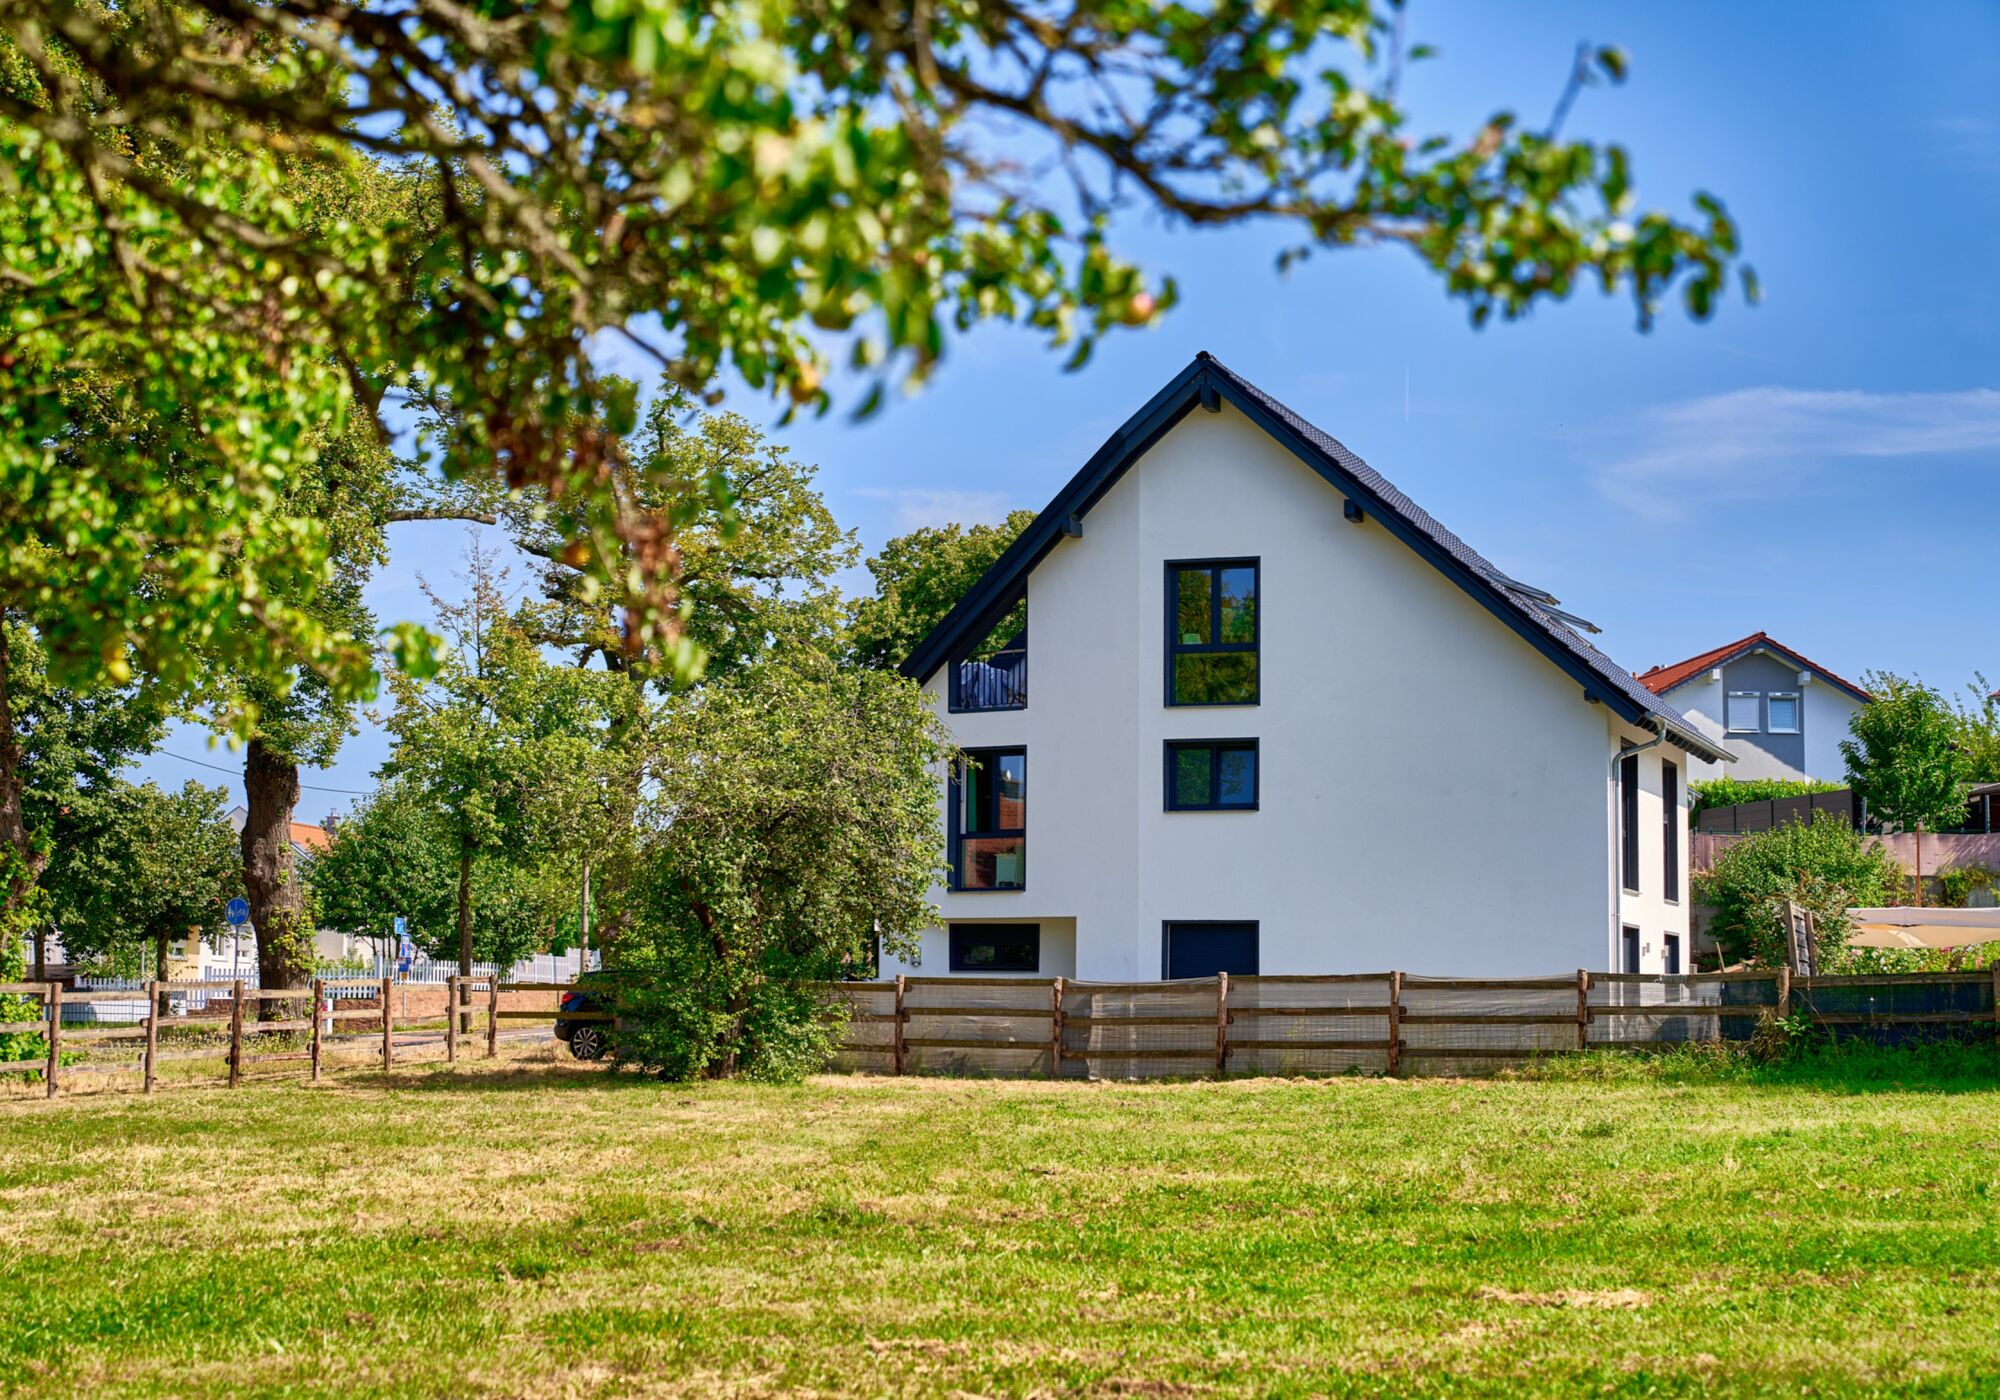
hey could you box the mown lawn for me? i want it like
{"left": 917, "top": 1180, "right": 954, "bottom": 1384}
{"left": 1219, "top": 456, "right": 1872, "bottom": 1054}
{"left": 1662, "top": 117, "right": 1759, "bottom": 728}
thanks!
{"left": 2, "top": 1049, "right": 1999, "bottom": 1397}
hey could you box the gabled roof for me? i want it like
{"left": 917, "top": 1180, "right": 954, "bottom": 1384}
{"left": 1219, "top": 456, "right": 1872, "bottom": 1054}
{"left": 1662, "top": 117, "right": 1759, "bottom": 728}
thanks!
{"left": 902, "top": 352, "right": 1732, "bottom": 764}
{"left": 1634, "top": 632, "right": 1873, "bottom": 705}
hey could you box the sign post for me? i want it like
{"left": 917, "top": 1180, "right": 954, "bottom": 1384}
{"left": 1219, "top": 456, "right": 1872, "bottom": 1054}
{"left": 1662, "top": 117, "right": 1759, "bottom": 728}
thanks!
{"left": 226, "top": 898, "right": 250, "bottom": 983}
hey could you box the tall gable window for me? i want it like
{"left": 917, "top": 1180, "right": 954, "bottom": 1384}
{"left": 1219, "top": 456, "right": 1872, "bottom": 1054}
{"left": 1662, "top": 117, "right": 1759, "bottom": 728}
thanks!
{"left": 950, "top": 590, "right": 1028, "bottom": 712}
{"left": 1662, "top": 759, "right": 1680, "bottom": 904}
{"left": 1620, "top": 752, "right": 1640, "bottom": 894}
{"left": 951, "top": 748, "right": 1026, "bottom": 890}
{"left": 1166, "top": 560, "right": 1259, "bottom": 706}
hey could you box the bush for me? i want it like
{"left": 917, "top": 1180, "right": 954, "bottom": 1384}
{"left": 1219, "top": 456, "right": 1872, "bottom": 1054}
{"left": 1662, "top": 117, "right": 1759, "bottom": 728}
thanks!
{"left": 1936, "top": 864, "right": 1998, "bottom": 909}
{"left": 604, "top": 655, "right": 949, "bottom": 1082}
{"left": 1695, "top": 813, "right": 1903, "bottom": 966}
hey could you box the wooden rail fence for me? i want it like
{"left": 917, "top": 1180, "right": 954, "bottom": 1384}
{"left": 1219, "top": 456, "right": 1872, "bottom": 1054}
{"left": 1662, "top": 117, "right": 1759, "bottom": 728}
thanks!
{"left": 6, "top": 967, "right": 1997, "bottom": 1097}
{"left": 0, "top": 976, "right": 595, "bottom": 1096}
{"left": 819, "top": 967, "right": 2000, "bottom": 1078}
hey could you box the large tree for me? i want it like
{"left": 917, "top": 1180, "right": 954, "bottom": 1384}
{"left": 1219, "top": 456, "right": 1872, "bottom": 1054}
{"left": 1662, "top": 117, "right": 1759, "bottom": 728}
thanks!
{"left": 380, "top": 542, "right": 630, "bottom": 985}
{"left": 43, "top": 778, "right": 238, "bottom": 980}
{"left": 1841, "top": 672, "right": 1969, "bottom": 906}
{"left": 1, "top": 1, "right": 1749, "bottom": 955}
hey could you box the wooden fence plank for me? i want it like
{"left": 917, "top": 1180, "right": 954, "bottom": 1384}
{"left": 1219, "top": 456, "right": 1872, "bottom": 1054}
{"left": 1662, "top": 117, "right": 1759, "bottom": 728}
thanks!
{"left": 310, "top": 979, "right": 323, "bottom": 1082}
{"left": 1577, "top": 969, "right": 1590, "bottom": 1050}
{"left": 144, "top": 979, "right": 159, "bottom": 1094}
{"left": 227, "top": 980, "right": 243, "bottom": 1089}
{"left": 45, "top": 982, "right": 60, "bottom": 1098}
{"left": 1229, "top": 1005, "right": 1394, "bottom": 1017}
{"left": 1386, "top": 972, "right": 1402, "bottom": 1077}
{"left": 486, "top": 977, "right": 499, "bottom": 1058}
{"left": 1216, "top": 971, "right": 1230, "bottom": 1074}
{"left": 1224, "top": 1038, "right": 1394, "bottom": 1052}
{"left": 903, "top": 1036, "right": 1052, "bottom": 1050}
{"left": 381, "top": 976, "right": 393, "bottom": 1071}
{"left": 892, "top": 976, "right": 906, "bottom": 1076}
{"left": 446, "top": 976, "right": 458, "bottom": 1064}
{"left": 1050, "top": 977, "right": 1064, "bottom": 1080}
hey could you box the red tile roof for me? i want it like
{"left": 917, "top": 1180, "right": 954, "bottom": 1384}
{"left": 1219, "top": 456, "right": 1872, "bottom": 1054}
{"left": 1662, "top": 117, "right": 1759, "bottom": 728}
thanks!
{"left": 1634, "top": 632, "right": 1872, "bottom": 704}
{"left": 290, "top": 821, "right": 332, "bottom": 854}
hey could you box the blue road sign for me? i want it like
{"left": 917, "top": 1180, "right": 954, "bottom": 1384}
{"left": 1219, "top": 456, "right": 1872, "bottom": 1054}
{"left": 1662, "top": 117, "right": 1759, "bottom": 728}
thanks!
{"left": 226, "top": 897, "right": 250, "bottom": 926}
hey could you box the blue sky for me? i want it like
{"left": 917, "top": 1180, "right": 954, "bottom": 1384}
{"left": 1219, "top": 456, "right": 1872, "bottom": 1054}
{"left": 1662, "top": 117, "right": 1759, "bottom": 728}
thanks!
{"left": 136, "top": 0, "right": 2000, "bottom": 816}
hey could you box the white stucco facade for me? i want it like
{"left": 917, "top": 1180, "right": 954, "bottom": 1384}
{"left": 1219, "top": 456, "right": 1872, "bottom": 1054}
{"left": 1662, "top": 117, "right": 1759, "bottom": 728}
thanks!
{"left": 889, "top": 393, "right": 1706, "bottom": 982}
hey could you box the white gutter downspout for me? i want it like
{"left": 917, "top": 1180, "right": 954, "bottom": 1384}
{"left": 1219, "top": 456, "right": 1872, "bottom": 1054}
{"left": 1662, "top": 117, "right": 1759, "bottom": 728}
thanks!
{"left": 1607, "top": 720, "right": 1669, "bottom": 968}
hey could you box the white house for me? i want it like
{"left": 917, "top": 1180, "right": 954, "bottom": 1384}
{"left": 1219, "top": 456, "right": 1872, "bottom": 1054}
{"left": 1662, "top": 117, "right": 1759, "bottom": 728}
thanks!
{"left": 887, "top": 354, "right": 1729, "bottom": 983}
{"left": 1633, "top": 633, "right": 1870, "bottom": 785}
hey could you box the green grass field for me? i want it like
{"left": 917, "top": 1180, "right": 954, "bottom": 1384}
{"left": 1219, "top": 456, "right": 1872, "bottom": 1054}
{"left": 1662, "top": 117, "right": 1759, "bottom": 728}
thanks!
{"left": 3, "top": 1048, "right": 1999, "bottom": 1397}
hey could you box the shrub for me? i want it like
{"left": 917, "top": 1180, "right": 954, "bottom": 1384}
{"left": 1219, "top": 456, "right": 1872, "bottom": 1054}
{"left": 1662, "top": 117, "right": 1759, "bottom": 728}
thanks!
{"left": 1935, "top": 864, "right": 1998, "bottom": 909}
{"left": 1695, "top": 813, "right": 1903, "bottom": 966}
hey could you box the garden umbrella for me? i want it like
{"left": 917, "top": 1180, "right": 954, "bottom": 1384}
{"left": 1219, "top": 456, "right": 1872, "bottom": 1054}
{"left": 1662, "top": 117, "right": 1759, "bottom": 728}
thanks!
{"left": 1844, "top": 907, "right": 2000, "bottom": 950}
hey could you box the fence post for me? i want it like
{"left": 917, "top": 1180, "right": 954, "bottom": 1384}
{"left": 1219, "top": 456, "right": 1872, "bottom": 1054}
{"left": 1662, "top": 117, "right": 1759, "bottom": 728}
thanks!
{"left": 380, "top": 975, "right": 393, "bottom": 1070}
{"left": 892, "top": 975, "right": 907, "bottom": 1076}
{"left": 1050, "top": 976, "right": 1064, "bottom": 1079}
{"left": 446, "top": 975, "right": 459, "bottom": 1064}
{"left": 44, "top": 982, "right": 61, "bottom": 1099}
{"left": 485, "top": 976, "right": 499, "bottom": 1057}
{"left": 1215, "top": 971, "right": 1230, "bottom": 1076}
{"left": 310, "top": 978, "right": 323, "bottom": 1082}
{"left": 143, "top": 979, "right": 159, "bottom": 1094}
{"left": 1576, "top": 969, "right": 1590, "bottom": 1050}
{"left": 227, "top": 980, "right": 244, "bottom": 1089}
{"left": 1776, "top": 965, "right": 1791, "bottom": 1020}
{"left": 1386, "top": 971, "right": 1402, "bottom": 1078}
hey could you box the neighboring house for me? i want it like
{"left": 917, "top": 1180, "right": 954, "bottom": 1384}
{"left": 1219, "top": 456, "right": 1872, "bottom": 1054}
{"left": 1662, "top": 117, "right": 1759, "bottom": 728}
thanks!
{"left": 211, "top": 808, "right": 362, "bottom": 967}
{"left": 890, "top": 353, "right": 1729, "bottom": 983}
{"left": 1634, "top": 634, "right": 1870, "bottom": 785}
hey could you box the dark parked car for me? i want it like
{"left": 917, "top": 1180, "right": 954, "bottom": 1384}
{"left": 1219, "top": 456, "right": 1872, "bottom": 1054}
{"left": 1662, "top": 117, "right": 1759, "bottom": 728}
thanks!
{"left": 554, "top": 977, "right": 615, "bottom": 1061}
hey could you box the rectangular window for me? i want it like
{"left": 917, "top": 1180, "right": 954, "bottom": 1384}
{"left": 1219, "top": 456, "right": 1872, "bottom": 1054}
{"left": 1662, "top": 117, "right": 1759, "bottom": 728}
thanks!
{"left": 1622, "top": 924, "right": 1641, "bottom": 974}
{"left": 1662, "top": 758, "right": 1680, "bottom": 904}
{"left": 1164, "top": 740, "right": 1259, "bottom": 811}
{"left": 1166, "top": 560, "right": 1259, "bottom": 705}
{"left": 948, "top": 923, "right": 1040, "bottom": 973}
{"left": 1663, "top": 932, "right": 1682, "bottom": 976}
{"left": 951, "top": 748, "right": 1025, "bottom": 890}
{"left": 1726, "top": 691, "right": 1761, "bottom": 732}
{"left": 1620, "top": 752, "right": 1640, "bottom": 894}
{"left": 1766, "top": 692, "right": 1800, "bottom": 733}
{"left": 1163, "top": 921, "right": 1259, "bottom": 979}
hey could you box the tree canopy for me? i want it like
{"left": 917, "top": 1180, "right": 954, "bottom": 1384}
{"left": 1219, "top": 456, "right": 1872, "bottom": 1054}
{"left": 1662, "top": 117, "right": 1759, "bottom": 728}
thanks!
{"left": 1694, "top": 814, "right": 1904, "bottom": 969}
{"left": 1841, "top": 673, "right": 1970, "bottom": 835}
{"left": 851, "top": 511, "right": 1036, "bottom": 670}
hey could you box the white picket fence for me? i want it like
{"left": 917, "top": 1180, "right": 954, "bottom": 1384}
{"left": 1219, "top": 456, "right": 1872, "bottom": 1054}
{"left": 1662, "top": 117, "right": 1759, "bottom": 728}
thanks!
{"left": 66, "top": 949, "right": 598, "bottom": 1024}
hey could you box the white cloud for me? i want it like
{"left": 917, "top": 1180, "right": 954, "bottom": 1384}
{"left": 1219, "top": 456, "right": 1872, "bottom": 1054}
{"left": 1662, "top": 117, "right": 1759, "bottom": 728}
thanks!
{"left": 1591, "top": 386, "right": 2000, "bottom": 520}
{"left": 855, "top": 487, "right": 1018, "bottom": 532}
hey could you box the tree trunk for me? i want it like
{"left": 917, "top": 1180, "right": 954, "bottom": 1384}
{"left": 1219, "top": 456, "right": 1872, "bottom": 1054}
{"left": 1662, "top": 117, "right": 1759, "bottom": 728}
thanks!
{"left": 456, "top": 848, "right": 473, "bottom": 1032}
{"left": 242, "top": 738, "right": 312, "bottom": 1010}
{"left": 0, "top": 625, "right": 47, "bottom": 950}
{"left": 32, "top": 927, "right": 45, "bottom": 981}
{"left": 154, "top": 931, "right": 170, "bottom": 1016}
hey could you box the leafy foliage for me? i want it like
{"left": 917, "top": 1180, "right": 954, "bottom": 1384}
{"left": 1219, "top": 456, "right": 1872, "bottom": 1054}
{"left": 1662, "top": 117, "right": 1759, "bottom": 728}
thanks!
{"left": 1841, "top": 672, "right": 1970, "bottom": 834}
{"left": 507, "top": 383, "right": 855, "bottom": 690}
{"left": 308, "top": 786, "right": 554, "bottom": 971}
{"left": 608, "top": 653, "right": 949, "bottom": 1080}
{"left": 1688, "top": 776, "right": 1845, "bottom": 818}
{"left": 380, "top": 541, "right": 632, "bottom": 971}
{"left": 3, "top": 0, "right": 1750, "bottom": 690}
{"left": 42, "top": 780, "right": 239, "bottom": 975}
{"left": 1694, "top": 814, "right": 1904, "bottom": 967}
{"left": 851, "top": 511, "right": 1036, "bottom": 670}
{"left": 1950, "top": 675, "right": 2000, "bottom": 786}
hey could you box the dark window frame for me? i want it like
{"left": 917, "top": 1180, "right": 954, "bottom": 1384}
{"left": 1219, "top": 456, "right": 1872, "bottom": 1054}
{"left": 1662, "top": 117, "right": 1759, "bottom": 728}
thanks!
{"left": 1163, "top": 558, "right": 1261, "bottom": 707}
{"left": 1163, "top": 738, "right": 1260, "bottom": 811}
{"left": 1161, "top": 920, "right": 1261, "bottom": 979}
{"left": 1661, "top": 758, "right": 1680, "bottom": 905}
{"left": 949, "top": 747, "right": 1026, "bottom": 892}
{"left": 1621, "top": 924, "right": 1641, "bottom": 975}
{"left": 948, "top": 922, "right": 1041, "bottom": 973}
{"left": 1663, "top": 931, "right": 1682, "bottom": 976}
{"left": 1619, "top": 751, "right": 1640, "bottom": 895}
